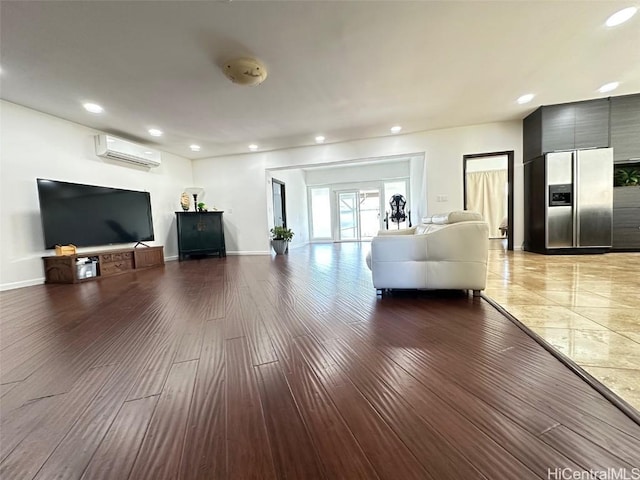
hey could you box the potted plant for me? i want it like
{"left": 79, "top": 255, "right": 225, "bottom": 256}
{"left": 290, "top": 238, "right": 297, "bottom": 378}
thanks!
{"left": 270, "top": 225, "right": 294, "bottom": 255}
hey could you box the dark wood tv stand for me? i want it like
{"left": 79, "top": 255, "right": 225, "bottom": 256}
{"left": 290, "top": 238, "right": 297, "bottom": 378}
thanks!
{"left": 42, "top": 246, "right": 164, "bottom": 284}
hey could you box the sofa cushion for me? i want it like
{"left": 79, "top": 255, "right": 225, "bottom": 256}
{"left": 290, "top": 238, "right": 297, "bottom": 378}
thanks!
{"left": 415, "top": 224, "right": 430, "bottom": 234}
{"left": 415, "top": 223, "right": 448, "bottom": 235}
{"left": 430, "top": 210, "right": 482, "bottom": 225}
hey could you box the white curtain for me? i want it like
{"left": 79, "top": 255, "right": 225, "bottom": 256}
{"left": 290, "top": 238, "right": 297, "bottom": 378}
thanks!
{"left": 466, "top": 169, "right": 507, "bottom": 238}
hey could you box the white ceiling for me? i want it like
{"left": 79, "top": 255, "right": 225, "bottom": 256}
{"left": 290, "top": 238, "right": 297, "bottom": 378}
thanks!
{"left": 1, "top": 1, "right": 639, "bottom": 159}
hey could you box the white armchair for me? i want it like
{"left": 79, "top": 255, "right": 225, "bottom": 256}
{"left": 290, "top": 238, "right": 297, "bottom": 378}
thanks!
{"left": 366, "top": 211, "right": 489, "bottom": 295}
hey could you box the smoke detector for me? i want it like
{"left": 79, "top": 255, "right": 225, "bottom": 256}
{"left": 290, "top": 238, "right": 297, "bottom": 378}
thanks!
{"left": 223, "top": 57, "right": 268, "bottom": 86}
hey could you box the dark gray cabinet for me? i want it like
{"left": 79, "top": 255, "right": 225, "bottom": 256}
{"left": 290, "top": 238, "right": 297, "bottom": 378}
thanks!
{"left": 176, "top": 211, "right": 226, "bottom": 260}
{"left": 612, "top": 186, "right": 640, "bottom": 251}
{"left": 575, "top": 99, "right": 610, "bottom": 149}
{"left": 523, "top": 99, "right": 610, "bottom": 162}
{"left": 610, "top": 94, "right": 640, "bottom": 163}
{"left": 542, "top": 104, "right": 575, "bottom": 153}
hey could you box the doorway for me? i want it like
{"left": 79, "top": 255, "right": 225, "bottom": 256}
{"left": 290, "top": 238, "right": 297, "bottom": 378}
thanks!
{"left": 336, "top": 189, "right": 381, "bottom": 241}
{"left": 463, "top": 151, "right": 514, "bottom": 251}
{"left": 272, "top": 179, "right": 287, "bottom": 228}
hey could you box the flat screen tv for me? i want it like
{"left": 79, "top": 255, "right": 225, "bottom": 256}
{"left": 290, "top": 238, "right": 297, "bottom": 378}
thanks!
{"left": 36, "top": 179, "right": 155, "bottom": 249}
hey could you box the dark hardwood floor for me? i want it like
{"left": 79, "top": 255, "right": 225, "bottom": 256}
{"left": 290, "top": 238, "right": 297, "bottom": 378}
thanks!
{"left": 1, "top": 243, "right": 639, "bottom": 479}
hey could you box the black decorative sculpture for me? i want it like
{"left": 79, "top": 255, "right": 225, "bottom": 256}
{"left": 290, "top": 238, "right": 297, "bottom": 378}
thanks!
{"left": 387, "top": 194, "right": 411, "bottom": 229}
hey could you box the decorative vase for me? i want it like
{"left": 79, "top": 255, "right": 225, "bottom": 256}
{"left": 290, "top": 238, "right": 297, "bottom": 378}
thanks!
{"left": 180, "top": 192, "right": 190, "bottom": 211}
{"left": 271, "top": 239, "right": 288, "bottom": 255}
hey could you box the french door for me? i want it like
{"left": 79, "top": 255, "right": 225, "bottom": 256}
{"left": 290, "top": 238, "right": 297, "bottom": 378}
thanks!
{"left": 336, "top": 189, "right": 381, "bottom": 241}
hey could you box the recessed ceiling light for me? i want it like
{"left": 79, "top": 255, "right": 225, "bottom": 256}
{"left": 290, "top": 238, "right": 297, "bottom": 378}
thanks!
{"left": 148, "top": 128, "right": 163, "bottom": 137}
{"left": 605, "top": 7, "right": 637, "bottom": 27}
{"left": 315, "top": 135, "right": 325, "bottom": 144}
{"left": 83, "top": 103, "right": 104, "bottom": 114}
{"left": 248, "top": 144, "right": 258, "bottom": 151}
{"left": 390, "top": 125, "right": 402, "bottom": 134}
{"left": 517, "top": 93, "right": 535, "bottom": 104}
{"left": 598, "top": 81, "right": 619, "bottom": 93}
{"left": 190, "top": 144, "right": 201, "bottom": 152}
{"left": 144, "top": 151, "right": 153, "bottom": 155}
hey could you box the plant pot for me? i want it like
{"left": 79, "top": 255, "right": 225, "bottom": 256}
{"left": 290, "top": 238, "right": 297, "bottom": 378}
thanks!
{"left": 271, "top": 239, "right": 288, "bottom": 255}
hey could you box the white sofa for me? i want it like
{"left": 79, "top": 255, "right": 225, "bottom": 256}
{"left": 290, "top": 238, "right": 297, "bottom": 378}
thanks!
{"left": 365, "top": 211, "right": 489, "bottom": 295}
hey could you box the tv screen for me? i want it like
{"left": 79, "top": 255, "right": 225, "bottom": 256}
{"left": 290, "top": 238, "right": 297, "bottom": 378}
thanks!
{"left": 36, "top": 179, "right": 155, "bottom": 249}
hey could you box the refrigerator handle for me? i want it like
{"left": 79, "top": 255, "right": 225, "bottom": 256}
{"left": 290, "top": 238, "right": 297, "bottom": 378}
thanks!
{"left": 573, "top": 151, "right": 578, "bottom": 247}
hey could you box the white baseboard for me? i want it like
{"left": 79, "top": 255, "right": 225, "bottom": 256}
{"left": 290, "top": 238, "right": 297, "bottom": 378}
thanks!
{"left": 0, "top": 277, "right": 45, "bottom": 291}
{"left": 164, "top": 255, "right": 179, "bottom": 262}
{"left": 226, "top": 251, "right": 271, "bottom": 256}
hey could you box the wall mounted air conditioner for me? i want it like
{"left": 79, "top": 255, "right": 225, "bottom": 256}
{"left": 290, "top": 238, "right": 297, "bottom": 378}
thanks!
{"left": 95, "top": 134, "right": 161, "bottom": 168}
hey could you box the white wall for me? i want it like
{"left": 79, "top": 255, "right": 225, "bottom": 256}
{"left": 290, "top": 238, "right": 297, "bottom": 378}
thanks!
{"left": 409, "top": 155, "right": 427, "bottom": 222}
{"left": 304, "top": 159, "right": 410, "bottom": 186}
{"left": 192, "top": 120, "right": 523, "bottom": 253}
{"left": 0, "top": 101, "right": 193, "bottom": 290}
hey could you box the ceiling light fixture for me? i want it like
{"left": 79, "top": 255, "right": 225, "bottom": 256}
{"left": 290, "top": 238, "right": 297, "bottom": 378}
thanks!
{"left": 517, "top": 93, "right": 535, "bottom": 104}
{"left": 83, "top": 103, "right": 104, "bottom": 114}
{"left": 248, "top": 144, "right": 259, "bottom": 151}
{"left": 315, "top": 135, "right": 325, "bottom": 144}
{"left": 223, "top": 58, "right": 268, "bottom": 86}
{"left": 190, "top": 144, "right": 201, "bottom": 152}
{"left": 598, "top": 81, "right": 619, "bottom": 93}
{"left": 605, "top": 7, "right": 637, "bottom": 27}
{"left": 390, "top": 125, "right": 402, "bottom": 134}
{"left": 148, "top": 128, "right": 163, "bottom": 137}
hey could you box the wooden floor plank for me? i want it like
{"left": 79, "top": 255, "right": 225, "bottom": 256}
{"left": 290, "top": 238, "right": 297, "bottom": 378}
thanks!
{"left": 345, "top": 322, "right": 583, "bottom": 475}
{"left": 79, "top": 396, "right": 158, "bottom": 480}
{"left": 238, "top": 287, "right": 278, "bottom": 366}
{"left": 294, "top": 335, "right": 437, "bottom": 480}
{"left": 128, "top": 359, "right": 198, "bottom": 480}
{"left": 0, "top": 364, "right": 115, "bottom": 479}
{"left": 179, "top": 320, "right": 226, "bottom": 479}
{"left": 255, "top": 361, "right": 326, "bottom": 479}
{"left": 0, "top": 394, "right": 59, "bottom": 464}
{"left": 282, "top": 339, "right": 380, "bottom": 479}
{"left": 353, "top": 306, "right": 640, "bottom": 446}
{"left": 326, "top": 337, "right": 528, "bottom": 480}
{"left": 226, "top": 337, "right": 277, "bottom": 479}
{"left": 539, "top": 425, "right": 637, "bottom": 470}
{"left": 223, "top": 283, "right": 245, "bottom": 339}
{"left": 32, "top": 316, "right": 174, "bottom": 480}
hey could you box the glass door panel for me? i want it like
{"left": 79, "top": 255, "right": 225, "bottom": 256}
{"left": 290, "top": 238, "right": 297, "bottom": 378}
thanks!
{"left": 384, "top": 180, "right": 409, "bottom": 229}
{"left": 359, "top": 189, "right": 381, "bottom": 239}
{"left": 310, "top": 187, "right": 332, "bottom": 239}
{"left": 338, "top": 191, "right": 359, "bottom": 241}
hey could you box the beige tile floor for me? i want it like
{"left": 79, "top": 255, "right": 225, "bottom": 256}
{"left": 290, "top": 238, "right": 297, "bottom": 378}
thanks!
{"left": 484, "top": 247, "right": 640, "bottom": 412}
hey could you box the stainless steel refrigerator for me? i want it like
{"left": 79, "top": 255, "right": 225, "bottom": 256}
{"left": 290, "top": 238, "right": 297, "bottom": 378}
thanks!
{"left": 545, "top": 148, "right": 613, "bottom": 249}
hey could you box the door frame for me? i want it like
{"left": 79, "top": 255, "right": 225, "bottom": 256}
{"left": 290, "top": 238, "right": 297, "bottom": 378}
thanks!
{"left": 272, "top": 179, "right": 287, "bottom": 228}
{"left": 463, "top": 150, "right": 514, "bottom": 251}
{"left": 335, "top": 189, "right": 361, "bottom": 241}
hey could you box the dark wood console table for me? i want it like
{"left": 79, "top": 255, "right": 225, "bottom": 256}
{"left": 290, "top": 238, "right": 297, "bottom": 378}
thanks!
{"left": 176, "top": 211, "right": 226, "bottom": 260}
{"left": 43, "top": 246, "right": 164, "bottom": 284}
